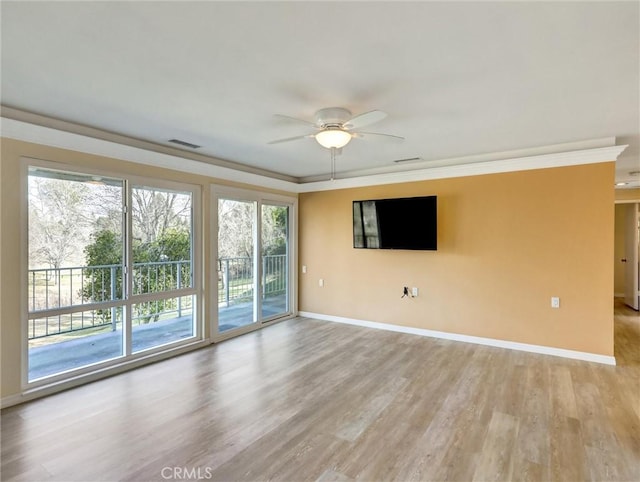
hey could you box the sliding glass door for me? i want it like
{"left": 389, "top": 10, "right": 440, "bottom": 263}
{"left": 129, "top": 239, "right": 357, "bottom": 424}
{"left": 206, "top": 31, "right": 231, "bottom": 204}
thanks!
{"left": 261, "top": 203, "right": 289, "bottom": 320}
{"left": 214, "top": 187, "right": 294, "bottom": 337}
{"left": 217, "top": 198, "right": 257, "bottom": 332}
{"left": 26, "top": 162, "right": 200, "bottom": 383}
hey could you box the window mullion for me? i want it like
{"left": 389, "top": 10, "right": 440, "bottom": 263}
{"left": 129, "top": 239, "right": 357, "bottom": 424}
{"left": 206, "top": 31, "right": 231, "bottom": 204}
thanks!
{"left": 254, "top": 200, "right": 262, "bottom": 324}
{"left": 124, "top": 180, "right": 133, "bottom": 356}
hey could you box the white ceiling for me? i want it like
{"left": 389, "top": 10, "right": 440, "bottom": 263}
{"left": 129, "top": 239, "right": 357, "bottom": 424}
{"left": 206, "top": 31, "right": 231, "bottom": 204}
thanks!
{"left": 1, "top": 1, "right": 639, "bottom": 186}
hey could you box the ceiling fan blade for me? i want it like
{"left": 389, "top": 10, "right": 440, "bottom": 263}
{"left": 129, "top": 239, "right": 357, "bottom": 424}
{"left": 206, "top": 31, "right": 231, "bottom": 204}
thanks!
{"left": 353, "top": 131, "right": 405, "bottom": 141}
{"left": 268, "top": 134, "right": 314, "bottom": 145}
{"left": 273, "top": 114, "right": 318, "bottom": 127}
{"left": 343, "top": 110, "right": 387, "bottom": 129}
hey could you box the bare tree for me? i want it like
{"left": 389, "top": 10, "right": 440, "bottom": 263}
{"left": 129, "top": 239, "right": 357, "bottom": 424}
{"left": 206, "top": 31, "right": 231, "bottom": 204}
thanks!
{"left": 28, "top": 177, "right": 91, "bottom": 269}
{"left": 132, "top": 188, "right": 191, "bottom": 244}
{"left": 88, "top": 185, "right": 124, "bottom": 234}
{"left": 217, "top": 200, "right": 288, "bottom": 258}
{"left": 217, "top": 199, "right": 254, "bottom": 259}
{"left": 29, "top": 176, "right": 124, "bottom": 270}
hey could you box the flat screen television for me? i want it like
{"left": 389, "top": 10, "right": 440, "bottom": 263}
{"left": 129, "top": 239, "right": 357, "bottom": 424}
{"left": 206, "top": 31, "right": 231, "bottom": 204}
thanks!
{"left": 353, "top": 195, "right": 437, "bottom": 250}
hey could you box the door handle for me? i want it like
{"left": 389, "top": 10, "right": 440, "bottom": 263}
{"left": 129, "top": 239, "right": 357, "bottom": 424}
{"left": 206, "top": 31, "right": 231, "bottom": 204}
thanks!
{"left": 621, "top": 258, "right": 627, "bottom": 262}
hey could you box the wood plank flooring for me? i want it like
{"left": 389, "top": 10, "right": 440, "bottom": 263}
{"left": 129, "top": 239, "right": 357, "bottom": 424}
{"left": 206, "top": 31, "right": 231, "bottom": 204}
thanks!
{"left": 2, "top": 301, "right": 639, "bottom": 481}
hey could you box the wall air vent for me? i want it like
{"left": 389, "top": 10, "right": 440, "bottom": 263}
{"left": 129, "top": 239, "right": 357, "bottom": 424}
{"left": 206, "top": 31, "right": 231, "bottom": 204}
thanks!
{"left": 168, "top": 139, "right": 201, "bottom": 149}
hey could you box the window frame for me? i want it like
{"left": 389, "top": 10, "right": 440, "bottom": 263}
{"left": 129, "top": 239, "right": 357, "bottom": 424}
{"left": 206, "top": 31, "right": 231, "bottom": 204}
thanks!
{"left": 21, "top": 157, "right": 204, "bottom": 390}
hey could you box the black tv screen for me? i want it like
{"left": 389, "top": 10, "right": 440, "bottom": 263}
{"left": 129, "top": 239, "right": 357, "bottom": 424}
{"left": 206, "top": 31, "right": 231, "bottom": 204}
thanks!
{"left": 353, "top": 196, "right": 437, "bottom": 250}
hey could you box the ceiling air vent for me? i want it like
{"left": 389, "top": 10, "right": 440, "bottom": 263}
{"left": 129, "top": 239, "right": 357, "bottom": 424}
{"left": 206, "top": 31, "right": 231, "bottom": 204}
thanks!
{"left": 168, "top": 139, "right": 201, "bottom": 149}
{"left": 393, "top": 157, "right": 422, "bottom": 164}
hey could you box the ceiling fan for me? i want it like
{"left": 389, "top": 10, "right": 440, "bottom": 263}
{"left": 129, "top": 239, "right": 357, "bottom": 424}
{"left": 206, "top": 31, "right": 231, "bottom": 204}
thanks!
{"left": 269, "top": 107, "right": 404, "bottom": 150}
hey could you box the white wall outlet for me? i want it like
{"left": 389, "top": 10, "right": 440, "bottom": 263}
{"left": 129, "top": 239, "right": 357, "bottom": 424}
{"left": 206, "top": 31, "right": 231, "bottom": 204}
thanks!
{"left": 302, "top": 265, "right": 307, "bottom": 274}
{"left": 412, "top": 287, "right": 419, "bottom": 297}
{"left": 551, "top": 297, "right": 560, "bottom": 308}
{"left": 319, "top": 278, "right": 324, "bottom": 287}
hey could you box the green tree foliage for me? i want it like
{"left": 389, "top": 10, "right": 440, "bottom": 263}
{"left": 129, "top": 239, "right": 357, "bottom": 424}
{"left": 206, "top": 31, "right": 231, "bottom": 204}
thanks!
{"left": 133, "top": 228, "right": 191, "bottom": 263}
{"left": 85, "top": 229, "right": 122, "bottom": 266}
{"left": 82, "top": 228, "right": 190, "bottom": 323}
{"left": 82, "top": 230, "right": 124, "bottom": 304}
{"left": 262, "top": 206, "right": 288, "bottom": 256}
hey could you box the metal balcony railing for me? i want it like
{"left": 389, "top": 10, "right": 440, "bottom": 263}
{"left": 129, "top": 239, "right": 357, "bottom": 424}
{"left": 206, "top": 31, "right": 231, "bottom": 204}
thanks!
{"left": 217, "top": 255, "right": 287, "bottom": 307}
{"left": 27, "top": 255, "right": 287, "bottom": 339}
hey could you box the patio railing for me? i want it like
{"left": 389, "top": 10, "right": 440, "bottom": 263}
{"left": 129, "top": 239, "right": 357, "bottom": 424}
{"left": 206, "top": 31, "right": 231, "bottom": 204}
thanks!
{"left": 217, "top": 255, "right": 287, "bottom": 307}
{"left": 27, "top": 255, "right": 286, "bottom": 339}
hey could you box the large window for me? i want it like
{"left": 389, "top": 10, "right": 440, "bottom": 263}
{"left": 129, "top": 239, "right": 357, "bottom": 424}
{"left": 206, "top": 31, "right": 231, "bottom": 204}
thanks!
{"left": 26, "top": 162, "right": 200, "bottom": 383}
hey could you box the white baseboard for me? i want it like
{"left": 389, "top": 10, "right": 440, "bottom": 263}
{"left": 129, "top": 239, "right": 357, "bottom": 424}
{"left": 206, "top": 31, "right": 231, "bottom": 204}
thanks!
{"left": 298, "top": 311, "right": 616, "bottom": 366}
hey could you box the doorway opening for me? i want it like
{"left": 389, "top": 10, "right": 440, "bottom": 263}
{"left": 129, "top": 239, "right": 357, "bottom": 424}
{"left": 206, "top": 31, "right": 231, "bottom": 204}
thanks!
{"left": 614, "top": 201, "right": 640, "bottom": 366}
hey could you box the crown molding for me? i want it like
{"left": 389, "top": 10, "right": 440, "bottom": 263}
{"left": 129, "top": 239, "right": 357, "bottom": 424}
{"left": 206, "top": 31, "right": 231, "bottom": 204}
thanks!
{"left": 1, "top": 115, "right": 627, "bottom": 194}
{"left": 0, "top": 106, "right": 299, "bottom": 182}
{"left": 296, "top": 144, "right": 628, "bottom": 193}
{"left": 298, "top": 137, "right": 618, "bottom": 183}
{"left": 1, "top": 116, "right": 301, "bottom": 193}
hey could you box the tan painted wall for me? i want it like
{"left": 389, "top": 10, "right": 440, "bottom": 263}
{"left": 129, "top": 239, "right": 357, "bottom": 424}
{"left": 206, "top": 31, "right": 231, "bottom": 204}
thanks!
{"left": 299, "top": 162, "right": 615, "bottom": 356}
{"left": 0, "top": 138, "right": 296, "bottom": 400}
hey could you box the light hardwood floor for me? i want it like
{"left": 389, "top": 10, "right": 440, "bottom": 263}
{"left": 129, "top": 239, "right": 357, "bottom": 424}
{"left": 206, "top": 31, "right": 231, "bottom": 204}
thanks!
{"left": 2, "top": 302, "right": 639, "bottom": 481}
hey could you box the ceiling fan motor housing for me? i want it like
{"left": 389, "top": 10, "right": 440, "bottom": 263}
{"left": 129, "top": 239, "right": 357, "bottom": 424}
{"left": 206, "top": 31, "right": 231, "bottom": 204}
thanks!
{"left": 315, "top": 107, "right": 352, "bottom": 128}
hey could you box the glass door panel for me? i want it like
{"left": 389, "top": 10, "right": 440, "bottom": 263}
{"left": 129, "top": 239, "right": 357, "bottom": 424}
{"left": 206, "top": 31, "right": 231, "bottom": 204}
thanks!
{"left": 29, "top": 309, "right": 123, "bottom": 380}
{"left": 130, "top": 185, "right": 195, "bottom": 352}
{"left": 218, "top": 198, "right": 257, "bottom": 333}
{"left": 261, "top": 204, "right": 289, "bottom": 319}
{"left": 131, "top": 295, "right": 194, "bottom": 352}
{"left": 27, "top": 168, "right": 124, "bottom": 381}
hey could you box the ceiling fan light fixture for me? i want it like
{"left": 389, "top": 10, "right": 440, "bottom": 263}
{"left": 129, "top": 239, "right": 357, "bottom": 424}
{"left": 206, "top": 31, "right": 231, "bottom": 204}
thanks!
{"left": 315, "top": 128, "right": 352, "bottom": 149}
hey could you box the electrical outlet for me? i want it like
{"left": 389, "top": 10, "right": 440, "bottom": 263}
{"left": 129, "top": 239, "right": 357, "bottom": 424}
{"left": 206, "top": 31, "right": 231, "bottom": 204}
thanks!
{"left": 302, "top": 265, "right": 307, "bottom": 274}
{"left": 412, "top": 287, "right": 419, "bottom": 297}
{"left": 551, "top": 297, "right": 560, "bottom": 308}
{"left": 319, "top": 278, "right": 324, "bottom": 287}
